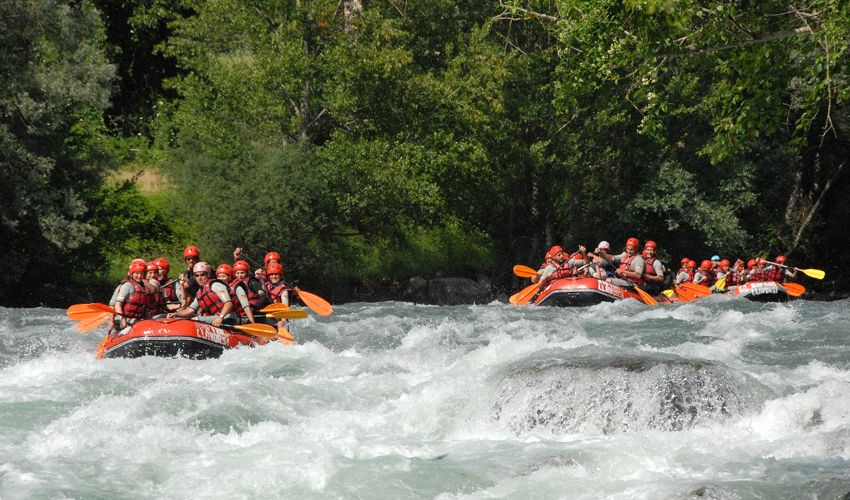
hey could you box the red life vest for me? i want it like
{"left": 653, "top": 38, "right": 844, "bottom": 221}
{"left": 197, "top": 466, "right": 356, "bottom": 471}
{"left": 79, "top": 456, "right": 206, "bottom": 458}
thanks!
{"left": 766, "top": 266, "right": 785, "bottom": 283}
{"left": 160, "top": 278, "right": 179, "bottom": 304}
{"left": 145, "top": 280, "right": 164, "bottom": 315}
{"left": 698, "top": 269, "right": 716, "bottom": 287}
{"left": 267, "top": 282, "right": 292, "bottom": 304}
{"left": 618, "top": 254, "right": 644, "bottom": 285}
{"left": 233, "top": 276, "right": 269, "bottom": 312}
{"left": 644, "top": 257, "right": 659, "bottom": 278}
{"left": 195, "top": 279, "right": 229, "bottom": 316}
{"left": 680, "top": 268, "right": 696, "bottom": 284}
{"left": 750, "top": 268, "right": 770, "bottom": 282}
{"left": 119, "top": 278, "right": 148, "bottom": 319}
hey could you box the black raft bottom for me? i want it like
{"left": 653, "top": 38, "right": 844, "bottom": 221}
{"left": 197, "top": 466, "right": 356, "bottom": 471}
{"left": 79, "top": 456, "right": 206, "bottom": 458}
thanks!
{"left": 537, "top": 290, "right": 618, "bottom": 307}
{"left": 104, "top": 337, "right": 226, "bottom": 360}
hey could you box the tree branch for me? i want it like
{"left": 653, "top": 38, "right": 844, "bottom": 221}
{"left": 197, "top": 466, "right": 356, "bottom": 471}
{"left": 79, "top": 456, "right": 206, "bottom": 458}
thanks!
{"left": 662, "top": 26, "right": 814, "bottom": 58}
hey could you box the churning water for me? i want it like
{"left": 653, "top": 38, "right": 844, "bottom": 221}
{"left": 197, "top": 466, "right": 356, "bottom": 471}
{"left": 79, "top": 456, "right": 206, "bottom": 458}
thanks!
{"left": 1, "top": 297, "right": 850, "bottom": 499}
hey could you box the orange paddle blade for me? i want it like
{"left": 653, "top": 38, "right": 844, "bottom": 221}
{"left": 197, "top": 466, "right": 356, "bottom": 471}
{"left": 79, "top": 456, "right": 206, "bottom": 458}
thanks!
{"left": 296, "top": 290, "right": 332, "bottom": 316}
{"left": 515, "top": 282, "right": 543, "bottom": 305}
{"left": 67, "top": 304, "right": 97, "bottom": 319}
{"left": 277, "top": 327, "right": 295, "bottom": 345}
{"left": 233, "top": 323, "right": 278, "bottom": 339}
{"left": 634, "top": 287, "right": 658, "bottom": 306}
{"left": 76, "top": 313, "right": 112, "bottom": 332}
{"left": 513, "top": 265, "right": 540, "bottom": 278}
{"left": 260, "top": 303, "right": 291, "bottom": 313}
{"left": 783, "top": 283, "right": 806, "bottom": 296}
{"left": 681, "top": 283, "right": 712, "bottom": 296}
{"left": 672, "top": 286, "right": 696, "bottom": 302}
{"left": 509, "top": 282, "right": 538, "bottom": 304}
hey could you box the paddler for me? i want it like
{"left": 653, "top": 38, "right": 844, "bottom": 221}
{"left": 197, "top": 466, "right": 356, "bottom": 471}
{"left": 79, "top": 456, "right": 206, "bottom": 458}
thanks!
{"left": 530, "top": 251, "right": 553, "bottom": 284}
{"left": 232, "top": 260, "right": 270, "bottom": 316}
{"left": 585, "top": 241, "right": 615, "bottom": 279}
{"left": 168, "top": 262, "right": 235, "bottom": 327}
{"left": 265, "top": 263, "right": 295, "bottom": 330}
{"left": 641, "top": 241, "right": 666, "bottom": 295}
{"left": 596, "top": 237, "right": 645, "bottom": 289}
{"left": 539, "top": 245, "right": 584, "bottom": 283}
{"left": 677, "top": 260, "right": 697, "bottom": 284}
{"left": 179, "top": 245, "right": 202, "bottom": 309}
{"left": 217, "top": 263, "right": 257, "bottom": 325}
{"left": 693, "top": 260, "right": 716, "bottom": 288}
{"left": 155, "top": 257, "right": 183, "bottom": 312}
{"left": 747, "top": 258, "right": 770, "bottom": 282}
{"left": 766, "top": 255, "right": 797, "bottom": 283}
{"left": 145, "top": 261, "right": 165, "bottom": 316}
{"left": 114, "top": 260, "right": 157, "bottom": 330}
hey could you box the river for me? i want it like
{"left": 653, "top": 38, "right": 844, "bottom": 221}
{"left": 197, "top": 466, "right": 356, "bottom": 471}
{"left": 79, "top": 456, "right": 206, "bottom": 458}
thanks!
{"left": 1, "top": 297, "right": 849, "bottom": 499}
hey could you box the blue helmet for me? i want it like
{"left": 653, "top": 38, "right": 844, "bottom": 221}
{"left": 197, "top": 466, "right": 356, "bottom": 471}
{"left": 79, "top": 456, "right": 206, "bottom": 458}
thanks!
{"left": 711, "top": 255, "right": 720, "bottom": 261}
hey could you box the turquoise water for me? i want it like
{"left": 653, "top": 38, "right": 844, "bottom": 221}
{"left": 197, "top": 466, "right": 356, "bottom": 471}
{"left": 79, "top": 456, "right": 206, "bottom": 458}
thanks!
{"left": 1, "top": 297, "right": 849, "bottom": 499}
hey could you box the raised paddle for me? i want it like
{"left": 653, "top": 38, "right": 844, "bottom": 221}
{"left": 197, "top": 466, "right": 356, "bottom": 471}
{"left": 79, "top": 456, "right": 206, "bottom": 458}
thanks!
{"left": 767, "top": 261, "right": 825, "bottom": 280}
{"left": 239, "top": 251, "right": 333, "bottom": 316}
{"left": 513, "top": 265, "right": 541, "bottom": 278}
{"left": 783, "top": 282, "right": 806, "bottom": 296}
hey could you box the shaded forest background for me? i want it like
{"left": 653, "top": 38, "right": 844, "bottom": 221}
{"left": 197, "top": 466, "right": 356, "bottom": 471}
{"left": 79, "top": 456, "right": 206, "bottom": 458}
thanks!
{"left": 1, "top": 0, "right": 848, "bottom": 307}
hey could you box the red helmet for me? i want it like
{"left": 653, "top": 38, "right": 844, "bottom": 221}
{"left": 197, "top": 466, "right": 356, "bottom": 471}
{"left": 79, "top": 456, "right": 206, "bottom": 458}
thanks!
{"left": 700, "top": 260, "right": 711, "bottom": 270}
{"left": 720, "top": 259, "right": 730, "bottom": 267}
{"left": 266, "top": 263, "right": 284, "bottom": 275}
{"left": 544, "top": 252, "right": 552, "bottom": 260}
{"left": 146, "top": 261, "right": 158, "bottom": 272}
{"left": 183, "top": 246, "right": 200, "bottom": 258}
{"left": 644, "top": 240, "right": 656, "bottom": 249}
{"left": 758, "top": 258, "right": 767, "bottom": 265}
{"left": 264, "top": 252, "right": 281, "bottom": 266}
{"left": 216, "top": 264, "right": 233, "bottom": 277}
{"left": 129, "top": 261, "right": 146, "bottom": 273}
{"left": 776, "top": 255, "right": 786, "bottom": 263}
{"left": 681, "top": 257, "right": 689, "bottom": 265}
{"left": 154, "top": 258, "right": 170, "bottom": 273}
{"left": 747, "top": 259, "right": 756, "bottom": 268}
{"left": 548, "top": 246, "right": 563, "bottom": 256}
{"left": 233, "top": 260, "right": 250, "bottom": 272}
{"left": 687, "top": 260, "right": 696, "bottom": 269}
{"left": 626, "top": 237, "right": 639, "bottom": 248}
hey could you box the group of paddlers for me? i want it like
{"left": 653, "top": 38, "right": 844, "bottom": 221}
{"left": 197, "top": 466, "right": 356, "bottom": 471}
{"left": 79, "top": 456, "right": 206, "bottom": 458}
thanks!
{"left": 109, "top": 246, "right": 297, "bottom": 331}
{"left": 529, "top": 238, "right": 799, "bottom": 295}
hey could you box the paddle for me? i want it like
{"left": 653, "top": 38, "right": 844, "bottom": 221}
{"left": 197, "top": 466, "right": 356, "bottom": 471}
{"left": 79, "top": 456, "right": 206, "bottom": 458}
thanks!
{"left": 767, "top": 261, "right": 825, "bottom": 280}
{"left": 680, "top": 283, "right": 712, "bottom": 296}
{"left": 672, "top": 286, "right": 696, "bottom": 302}
{"left": 76, "top": 313, "right": 112, "bottom": 332}
{"left": 267, "top": 309, "right": 309, "bottom": 320}
{"left": 511, "top": 282, "right": 543, "bottom": 305}
{"left": 224, "top": 322, "right": 277, "bottom": 339}
{"left": 261, "top": 303, "right": 291, "bottom": 313}
{"left": 513, "top": 265, "right": 541, "bottom": 278}
{"left": 633, "top": 286, "right": 658, "bottom": 306}
{"left": 277, "top": 326, "right": 295, "bottom": 345}
{"left": 239, "top": 251, "right": 333, "bottom": 316}
{"left": 783, "top": 283, "right": 806, "bottom": 296}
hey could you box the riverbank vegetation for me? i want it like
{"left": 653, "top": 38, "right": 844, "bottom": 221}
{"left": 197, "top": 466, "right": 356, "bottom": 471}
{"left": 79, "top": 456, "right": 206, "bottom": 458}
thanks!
{"left": 2, "top": 0, "right": 848, "bottom": 306}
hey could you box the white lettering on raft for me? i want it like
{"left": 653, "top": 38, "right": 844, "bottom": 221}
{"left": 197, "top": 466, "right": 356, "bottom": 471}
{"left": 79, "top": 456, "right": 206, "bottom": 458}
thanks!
{"left": 195, "top": 323, "right": 230, "bottom": 345}
{"left": 597, "top": 280, "right": 624, "bottom": 298}
{"left": 746, "top": 282, "right": 781, "bottom": 296}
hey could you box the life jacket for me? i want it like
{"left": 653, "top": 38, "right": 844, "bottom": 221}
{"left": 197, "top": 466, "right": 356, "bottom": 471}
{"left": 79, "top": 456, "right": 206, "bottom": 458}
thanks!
{"left": 233, "top": 276, "right": 269, "bottom": 312}
{"left": 160, "top": 278, "right": 179, "bottom": 304}
{"left": 766, "top": 266, "right": 785, "bottom": 283}
{"left": 644, "top": 257, "right": 660, "bottom": 278}
{"left": 146, "top": 280, "right": 164, "bottom": 315}
{"left": 195, "top": 279, "right": 230, "bottom": 316}
{"left": 618, "top": 254, "right": 644, "bottom": 285}
{"left": 266, "top": 282, "right": 292, "bottom": 305}
{"left": 680, "top": 268, "right": 696, "bottom": 284}
{"left": 697, "top": 268, "right": 716, "bottom": 287}
{"left": 119, "top": 278, "right": 148, "bottom": 319}
{"left": 227, "top": 279, "right": 248, "bottom": 318}
{"left": 549, "top": 260, "right": 573, "bottom": 280}
{"left": 750, "top": 267, "right": 770, "bottom": 282}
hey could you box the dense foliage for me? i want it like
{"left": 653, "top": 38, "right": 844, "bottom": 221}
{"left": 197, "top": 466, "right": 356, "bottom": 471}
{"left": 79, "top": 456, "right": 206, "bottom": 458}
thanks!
{"left": 1, "top": 0, "right": 848, "bottom": 305}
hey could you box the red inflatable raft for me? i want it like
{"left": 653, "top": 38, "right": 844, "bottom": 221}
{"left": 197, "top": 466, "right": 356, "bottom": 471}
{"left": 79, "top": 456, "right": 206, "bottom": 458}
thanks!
{"left": 724, "top": 281, "right": 790, "bottom": 302}
{"left": 535, "top": 277, "right": 645, "bottom": 306}
{"left": 97, "top": 318, "right": 268, "bottom": 360}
